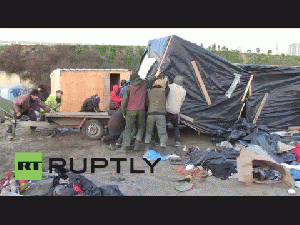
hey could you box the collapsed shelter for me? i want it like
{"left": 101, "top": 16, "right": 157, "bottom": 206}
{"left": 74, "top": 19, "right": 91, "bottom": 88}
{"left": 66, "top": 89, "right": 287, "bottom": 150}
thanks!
{"left": 138, "top": 35, "right": 252, "bottom": 134}
{"left": 138, "top": 35, "right": 300, "bottom": 134}
{"left": 238, "top": 65, "right": 300, "bottom": 131}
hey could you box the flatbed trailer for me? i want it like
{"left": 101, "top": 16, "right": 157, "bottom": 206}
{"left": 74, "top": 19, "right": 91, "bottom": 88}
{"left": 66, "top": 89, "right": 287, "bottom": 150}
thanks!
{"left": 17, "top": 111, "right": 111, "bottom": 140}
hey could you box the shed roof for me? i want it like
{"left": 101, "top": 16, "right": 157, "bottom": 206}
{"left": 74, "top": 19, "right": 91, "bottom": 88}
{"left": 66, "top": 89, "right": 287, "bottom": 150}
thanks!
{"left": 50, "top": 68, "right": 130, "bottom": 77}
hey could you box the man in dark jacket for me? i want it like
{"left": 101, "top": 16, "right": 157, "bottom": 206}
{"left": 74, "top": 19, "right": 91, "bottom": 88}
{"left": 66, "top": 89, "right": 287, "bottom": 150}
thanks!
{"left": 119, "top": 73, "right": 156, "bottom": 152}
{"left": 37, "top": 85, "right": 50, "bottom": 102}
{"left": 100, "top": 108, "right": 125, "bottom": 143}
{"left": 80, "top": 94, "right": 101, "bottom": 112}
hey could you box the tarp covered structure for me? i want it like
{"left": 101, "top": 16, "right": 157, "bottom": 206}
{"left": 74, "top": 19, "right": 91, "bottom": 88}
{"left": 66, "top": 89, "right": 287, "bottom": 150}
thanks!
{"left": 238, "top": 64, "right": 300, "bottom": 131}
{"left": 139, "top": 35, "right": 252, "bottom": 134}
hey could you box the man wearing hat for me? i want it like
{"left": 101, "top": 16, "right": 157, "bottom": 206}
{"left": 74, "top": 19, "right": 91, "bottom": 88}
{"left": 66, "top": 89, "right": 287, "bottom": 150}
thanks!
{"left": 80, "top": 94, "right": 101, "bottom": 112}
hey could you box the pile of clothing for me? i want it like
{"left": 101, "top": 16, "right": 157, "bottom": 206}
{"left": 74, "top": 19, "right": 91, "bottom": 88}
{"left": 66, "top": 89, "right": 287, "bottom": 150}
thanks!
{"left": 0, "top": 171, "right": 30, "bottom": 196}
{"left": 44, "top": 171, "right": 124, "bottom": 196}
{"left": 185, "top": 146, "right": 240, "bottom": 180}
{"left": 183, "top": 119, "right": 300, "bottom": 183}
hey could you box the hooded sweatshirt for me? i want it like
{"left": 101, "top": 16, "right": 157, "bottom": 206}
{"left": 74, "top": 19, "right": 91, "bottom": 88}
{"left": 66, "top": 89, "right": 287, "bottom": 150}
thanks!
{"left": 110, "top": 85, "right": 122, "bottom": 109}
{"left": 166, "top": 76, "right": 186, "bottom": 114}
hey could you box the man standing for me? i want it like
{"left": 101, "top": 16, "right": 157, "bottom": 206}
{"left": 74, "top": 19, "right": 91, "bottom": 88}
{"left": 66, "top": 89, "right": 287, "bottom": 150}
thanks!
{"left": 109, "top": 85, "right": 122, "bottom": 110}
{"left": 119, "top": 73, "right": 156, "bottom": 152}
{"left": 144, "top": 77, "right": 169, "bottom": 154}
{"left": 166, "top": 76, "right": 186, "bottom": 147}
{"left": 120, "top": 80, "right": 130, "bottom": 98}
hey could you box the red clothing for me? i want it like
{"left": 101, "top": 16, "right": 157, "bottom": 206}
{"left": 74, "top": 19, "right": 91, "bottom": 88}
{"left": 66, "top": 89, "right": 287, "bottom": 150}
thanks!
{"left": 110, "top": 85, "right": 122, "bottom": 109}
{"left": 127, "top": 85, "right": 147, "bottom": 111}
{"left": 14, "top": 94, "right": 46, "bottom": 113}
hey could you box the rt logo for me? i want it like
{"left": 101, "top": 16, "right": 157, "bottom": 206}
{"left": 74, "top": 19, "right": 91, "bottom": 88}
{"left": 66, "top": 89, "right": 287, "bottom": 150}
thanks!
{"left": 15, "top": 152, "right": 43, "bottom": 180}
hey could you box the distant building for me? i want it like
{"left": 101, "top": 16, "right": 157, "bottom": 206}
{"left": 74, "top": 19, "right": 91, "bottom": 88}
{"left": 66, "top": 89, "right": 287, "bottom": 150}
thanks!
{"left": 288, "top": 43, "right": 300, "bottom": 56}
{"left": 0, "top": 71, "right": 34, "bottom": 87}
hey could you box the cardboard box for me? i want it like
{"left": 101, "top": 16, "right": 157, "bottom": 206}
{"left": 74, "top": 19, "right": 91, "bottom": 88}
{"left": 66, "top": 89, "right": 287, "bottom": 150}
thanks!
{"left": 237, "top": 147, "right": 295, "bottom": 187}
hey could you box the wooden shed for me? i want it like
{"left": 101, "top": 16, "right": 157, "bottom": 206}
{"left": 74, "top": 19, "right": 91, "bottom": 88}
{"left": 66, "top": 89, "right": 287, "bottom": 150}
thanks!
{"left": 50, "top": 69, "right": 131, "bottom": 112}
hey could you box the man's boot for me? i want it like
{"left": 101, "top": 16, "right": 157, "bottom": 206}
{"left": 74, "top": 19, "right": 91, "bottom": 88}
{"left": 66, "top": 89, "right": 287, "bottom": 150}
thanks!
{"left": 133, "top": 140, "right": 143, "bottom": 151}
{"left": 116, "top": 145, "right": 128, "bottom": 154}
{"left": 144, "top": 143, "right": 153, "bottom": 151}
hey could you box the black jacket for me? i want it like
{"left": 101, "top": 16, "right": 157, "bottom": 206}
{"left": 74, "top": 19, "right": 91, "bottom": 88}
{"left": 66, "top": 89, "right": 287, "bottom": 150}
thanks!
{"left": 108, "top": 108, "right": 125, "bottom": 136}
{"left": 80, "top": 97, "right": 100, "bottom": 112}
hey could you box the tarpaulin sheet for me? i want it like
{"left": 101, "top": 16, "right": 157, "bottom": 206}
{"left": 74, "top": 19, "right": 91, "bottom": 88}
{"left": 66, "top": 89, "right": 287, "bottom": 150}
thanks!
{"left": 144, "top": 35, "right": 251, "bottom": 134}
{"left": 238, "top": 64, "right": 300, "bottom": 131}
{"left": 147, "top": 36, "right": 170, "bottom": 59}
{"left": 0, "top": 96, "right": 14, "bottom": 118}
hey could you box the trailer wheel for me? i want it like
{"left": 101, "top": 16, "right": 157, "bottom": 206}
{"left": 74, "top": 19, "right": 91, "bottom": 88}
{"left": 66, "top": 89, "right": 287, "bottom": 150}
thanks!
{"left": 82, "top": 119, "right": 104, "bottom": 140}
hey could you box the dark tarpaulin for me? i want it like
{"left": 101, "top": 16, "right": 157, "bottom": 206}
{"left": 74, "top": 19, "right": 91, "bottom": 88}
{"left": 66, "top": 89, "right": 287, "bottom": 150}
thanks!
{"left": 145, "top": 35, "right": 251, "bottom": 134}
{"left": 238, "top": 64, "right": 300, "bottom": 131}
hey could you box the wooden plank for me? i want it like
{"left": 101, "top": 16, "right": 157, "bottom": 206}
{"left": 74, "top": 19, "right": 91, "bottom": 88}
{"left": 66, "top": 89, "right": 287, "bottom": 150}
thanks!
{"left": 45, "top": 111, "right": 110, "bottom": 119}
{"left": 17, "top": 121, "right": 60, "bottom": 129}
{"left": 288, "top": 126, "right": 300, "bottom": 131}
{"left": 191, "top": 60, "right": 211, "bottom": 105}
{"left": 47, "top": 117, "right": 83, "bottom": 126}
{"left": 241, "top": 74, "right": 253, "bottom": 102}
{"left": 253, "top": 93, "right": 269, "bottom": 124}
{"left": 180, "top": 114, "right": 194, "bottom": 123}
{"left": 249, "top": 83, "right": 252, "bottom": 96}
{"left": 238, "top": 102, "right": 246, "bottom": 120}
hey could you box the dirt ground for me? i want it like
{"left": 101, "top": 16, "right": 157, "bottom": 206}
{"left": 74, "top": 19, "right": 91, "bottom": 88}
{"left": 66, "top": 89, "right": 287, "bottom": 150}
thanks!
{"left": 0, "top": 121, "right": 298, "bottom": 196}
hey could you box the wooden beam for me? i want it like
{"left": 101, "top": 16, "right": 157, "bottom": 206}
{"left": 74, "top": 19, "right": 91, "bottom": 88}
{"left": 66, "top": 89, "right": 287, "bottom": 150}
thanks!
{"left": 191, "top": 60, "right": 211, "bottom": 105}
{"left": 238, "top": 102, "right": 246, "bottom": 120}
{"left": 180, "top": 114, "right": 194, "bottom": 123}
{"left": 253, "top": 93, "right": 269, "bottom": 124}
{"left": 241, "top": 74, "right": 253, "bottom": 102}
{"left": 155, "top": 35, "right": 174, "bottom": 77}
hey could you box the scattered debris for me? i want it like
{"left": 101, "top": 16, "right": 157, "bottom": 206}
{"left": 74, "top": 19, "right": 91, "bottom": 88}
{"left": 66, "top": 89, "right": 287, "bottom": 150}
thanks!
{"left": 44, "top": 171, "right": 124, "bottom": 196}
{"left": 0, "top": 171, "right": 30, "bottom": 196}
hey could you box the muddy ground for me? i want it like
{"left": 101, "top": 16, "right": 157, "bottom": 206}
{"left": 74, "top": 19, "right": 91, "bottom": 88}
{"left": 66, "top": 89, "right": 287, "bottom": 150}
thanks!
{"left": 0, "top": 121, "right": 298, "bottom": 196}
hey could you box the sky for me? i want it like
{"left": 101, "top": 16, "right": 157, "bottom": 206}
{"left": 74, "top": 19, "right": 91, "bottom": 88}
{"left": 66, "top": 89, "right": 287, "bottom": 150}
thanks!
{"left": 0, "top": 28, "right": 299, "bottom": 54}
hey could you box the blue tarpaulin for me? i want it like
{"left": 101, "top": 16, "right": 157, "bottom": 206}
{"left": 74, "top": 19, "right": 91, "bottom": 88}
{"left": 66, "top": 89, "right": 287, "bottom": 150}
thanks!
{"left": 147, "top": 36, "right": 170, "bottom": 59}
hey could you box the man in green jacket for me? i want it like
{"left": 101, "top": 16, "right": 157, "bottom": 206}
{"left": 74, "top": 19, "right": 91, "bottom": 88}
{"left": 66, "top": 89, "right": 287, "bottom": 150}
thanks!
{"left": 40, "top": 90, "right": 63, "bottom": 120}
{"left": 119, "top": 73, "right": 156, "bottom": 152}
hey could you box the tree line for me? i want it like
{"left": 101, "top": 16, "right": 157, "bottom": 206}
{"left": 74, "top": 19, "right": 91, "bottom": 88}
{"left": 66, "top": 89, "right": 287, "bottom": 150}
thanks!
{"left": 1, "top": 43, "right": 300, "bottom": 90}
{"left": 0, "top": 44, "right": 145, "bottom": 90}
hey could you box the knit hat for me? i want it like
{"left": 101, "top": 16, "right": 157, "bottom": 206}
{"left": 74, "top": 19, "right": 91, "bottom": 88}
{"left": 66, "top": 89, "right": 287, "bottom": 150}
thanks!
{"left": 92, "top": 94, "right": 100, "bottom": 105}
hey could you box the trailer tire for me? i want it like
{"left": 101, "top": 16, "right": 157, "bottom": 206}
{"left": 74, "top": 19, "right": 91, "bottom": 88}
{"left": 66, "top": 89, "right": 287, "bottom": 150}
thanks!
{"left": 82, "top": 119, "right": 104, "bottom": 140}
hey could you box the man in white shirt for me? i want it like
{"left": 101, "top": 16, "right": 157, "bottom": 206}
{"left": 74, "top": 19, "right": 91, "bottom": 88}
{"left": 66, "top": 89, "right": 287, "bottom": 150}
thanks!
{"left": 166, "top": 75, "right": 186, "bottom": 146}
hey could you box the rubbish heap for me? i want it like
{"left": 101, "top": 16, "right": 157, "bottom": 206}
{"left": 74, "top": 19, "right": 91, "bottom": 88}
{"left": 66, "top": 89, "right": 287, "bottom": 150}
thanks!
{"left": 44, "top": 170, "right": 124, "bottom": 196}
{"left": 175, "top": 118, "right": 300, "bottom": 189}
{"left": 0, "top": 171, "right": 30, "bottom": 196}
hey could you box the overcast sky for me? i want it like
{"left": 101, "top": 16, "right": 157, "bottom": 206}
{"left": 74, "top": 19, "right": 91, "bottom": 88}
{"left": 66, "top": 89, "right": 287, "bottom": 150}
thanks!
{"left": 0, "top": 28, "right": 299, "bottom": 54}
